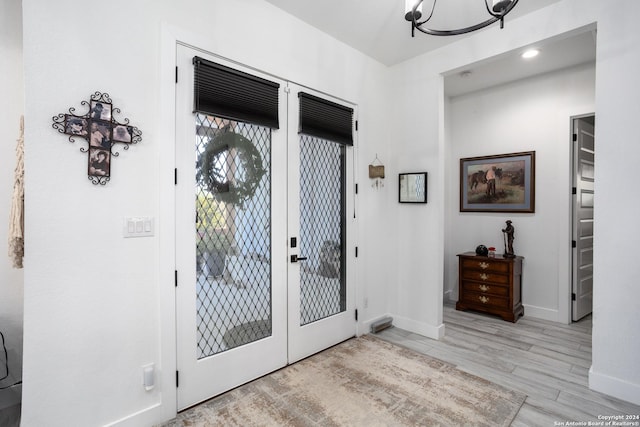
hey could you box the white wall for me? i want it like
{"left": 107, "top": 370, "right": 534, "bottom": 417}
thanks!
{"left": 445, "top": 63, "right": 596, "bottom": 322}
{"left": 386, "top": 69, "right": 446, "bottom": 339}
{"left": 18, "top": 0, "right": 640, "bottom": 424}
{"left": 0, "top": 0, "right": 24, "bottom": 410}
{"left": 21, "top": 0, "right": 390, "bottom": 425}
{"left": 587, "top": 1, "right": 640, "bottom": 405}
{"left": 389, "top": 0, "right": 640, "bottom": 406}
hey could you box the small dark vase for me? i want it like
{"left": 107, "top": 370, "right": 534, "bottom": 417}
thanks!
{"left": 475, "top": 245, "right": 489, "bottom": 256}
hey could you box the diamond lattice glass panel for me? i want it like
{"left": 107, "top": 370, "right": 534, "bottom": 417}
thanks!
{"left": 195, "top": 114, "right": 272, "bottom": 359}
{"left": 299, "top": 134, "right": 346, "bottom": 325}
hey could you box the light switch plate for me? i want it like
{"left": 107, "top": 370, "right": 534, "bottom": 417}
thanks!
{"left": 123, "top": 216, "right": 154, "bottom": 238}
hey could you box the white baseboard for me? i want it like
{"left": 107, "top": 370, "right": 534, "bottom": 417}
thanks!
{"left": 443, "top": 289, "right": 454, "bottom": 303}
{"left": 361, "top": 313, "right": 445, "bottom": 340}
{"left": 589, "top": 366, "right": 640, "bottom": 406}
{"left": 104, "top": 402, "right": 166, "bottom": 427}
{"left": 392, "top": 315, "right": 445, "bottom": 340}
{"left": 522, "top": 304, "right": 559, "bottom": 322}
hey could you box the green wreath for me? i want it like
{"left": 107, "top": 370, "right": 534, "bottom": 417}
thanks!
{"left": 198, "top": 131, "right": 266, "bottom": 207}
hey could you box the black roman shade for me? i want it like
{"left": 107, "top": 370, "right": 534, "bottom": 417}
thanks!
{"left": 298, "top": 92, "right": 354, "bottom": 146}
{"left": 193, "top": 56, "right": 280, "bottom": 129}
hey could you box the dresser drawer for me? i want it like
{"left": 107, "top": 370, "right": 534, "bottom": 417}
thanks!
{"left": 461, "top": 292, "right": 510, "bottom": 310}
{"left": 461, "top": 280, "right": 509, "bottom": 296}
{"left": 460, "top": 257, "right": 510, "bottom": 274}
{"left": 457, "top": 252, "right": 524, "bottom": 322}
{"left": 461, "top": 269, "right": 510, "bottom": 285}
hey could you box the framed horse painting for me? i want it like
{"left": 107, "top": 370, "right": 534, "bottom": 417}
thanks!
{"left": 460, "top": 151, "right": 535, "bottom": 213}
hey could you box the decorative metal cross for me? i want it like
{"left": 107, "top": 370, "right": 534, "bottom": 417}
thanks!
{"left": 52, "top": 91, "right": 142, "bottom": 185}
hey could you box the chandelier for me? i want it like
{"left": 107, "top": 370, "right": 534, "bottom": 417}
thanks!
{"left": 405, "top": 0, "right": 519, "bottom": 37}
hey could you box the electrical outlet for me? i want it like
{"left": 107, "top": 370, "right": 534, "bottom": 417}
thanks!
{"left": 142, "top": 363, "right": 155, "bottom": 391}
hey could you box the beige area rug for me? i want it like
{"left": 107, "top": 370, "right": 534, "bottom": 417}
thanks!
{"left": 165, "top": 335, "right": 526, "bottom": 426}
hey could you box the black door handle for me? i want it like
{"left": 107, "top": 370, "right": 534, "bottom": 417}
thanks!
{"left": 290, "top": 255, "right": 308, "bottom": 263}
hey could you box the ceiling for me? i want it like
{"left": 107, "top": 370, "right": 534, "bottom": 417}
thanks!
{"left": 263, "top": 0, "right": 597, "bottom": 96}
{"left": 443, "top": 29, "right": 597, "bottom": 97}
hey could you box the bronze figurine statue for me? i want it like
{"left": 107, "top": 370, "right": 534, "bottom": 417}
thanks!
{"left": 502, "top": 220, "right": 515, "bottom": 258}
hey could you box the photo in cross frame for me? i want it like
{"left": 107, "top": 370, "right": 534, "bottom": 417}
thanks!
{"left": 112, "top": 124, "right": 133, "bottom": 143}
{"left": 88, "top": 147, "right": 111, "bottom": 177}
{"left": 89, "top": 120, "right": 113, "bottom": 149}
{"left": 64, "top": 116, "right": 88, "bottom": 137}
{"left": 90, "top": 100, "right": 112, "bottom": 121}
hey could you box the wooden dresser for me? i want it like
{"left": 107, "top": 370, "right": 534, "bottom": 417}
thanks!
{"left": 456, "top": 252, "right": 524, "bottom": 322}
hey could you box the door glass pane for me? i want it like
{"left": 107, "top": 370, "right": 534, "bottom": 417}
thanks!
{"left": 195, "top": 114, "right": 272, "bottom": 358}
{"left": 299, "top": 134, "right": 346, "bottom": 325}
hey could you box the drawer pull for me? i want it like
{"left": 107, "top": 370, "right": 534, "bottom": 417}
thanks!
{"left": 478, "top": 262, "right": 489, "bottom": 269}
{"left": 479, "top": 296, "right": 490, "bottom": 304}
{"left": 479, "top": 273, "right": 489, "bottom": 281}
{"left": 479, "top": 284, "right": 490, "bottom": 292}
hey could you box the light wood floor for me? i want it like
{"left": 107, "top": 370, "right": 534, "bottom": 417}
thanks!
{"left": 376, "top": 304, "right": 640, "bottom": 426}
{"left": 6, "top": 305, "right": 636, "bottom": 427}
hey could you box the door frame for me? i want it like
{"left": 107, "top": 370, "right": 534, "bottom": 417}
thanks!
{"left": 158, "top": 24, "right": 360, "bottom": 421}
{"left": 157, "top": 24, "right": 182, "bottom": 422}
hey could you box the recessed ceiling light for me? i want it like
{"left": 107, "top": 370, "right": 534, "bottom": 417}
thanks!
{"left": 522, "top": 49, "right": 540, "bottom": 59}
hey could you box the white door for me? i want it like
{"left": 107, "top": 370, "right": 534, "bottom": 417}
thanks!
{"left": 286, "top": 86, "right": 357, "bottom": 363}
{"left": 175, "top": 45, "right": 288, "bottom": 410}
{"left": 572, "top": 116, "right": 595, "bottom": 321}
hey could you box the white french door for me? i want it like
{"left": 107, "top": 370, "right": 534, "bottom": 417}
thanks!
{"left": 175, "top": 46, "right": 356, "bottom": 410}
{"left": 286, "top": 85, "right": 357, "bottom": 363}
{"left": 175, "top": 45, "right": 288, "bottom": 410}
